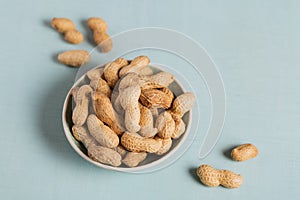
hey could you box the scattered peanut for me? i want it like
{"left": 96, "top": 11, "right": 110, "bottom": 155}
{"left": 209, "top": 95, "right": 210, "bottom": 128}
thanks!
{"left": 197, "top": 165, "right": 243, "bottom": 188}
{"left": 138, "top": 103, "right": 158, "bottom": 138}
{"left": 51, "top": 18, "right": 83, "bottom": 44}
{"left": 170, "top": 92, "right": 195, "bottom": 117}
{"left": 72, "top": 85, "right": 93, "bottom": 126}
{"left": 86, "top": 114, "right": 119, "bottom": 148}
{"left": 87, "top": 17, "right": 107, "bottom": 32}
{"left": 88, "top": 17, "right": 112, "bottom": 52}
{"left": 119, "top": 56, "right": 150, "bottom": 77}
{"left": 64, "top": 29, "right": 83, "bottom": 44}
{"left": 155, "top": 111, "right": 175, "bottom": 139}
{"left": 122, "top": 152, "right": 147, "bottom": 167}
{"left": 58, "top": 50, "right": 90, "bottom": 67}
{"left": 231, "top": 144, "right": 258, "bottom": 162}
{"left": 121, "top": 132, "right": 162, "bottom": 153}
{"left": 51, "top": 17, "right": 75, "bottom": 33}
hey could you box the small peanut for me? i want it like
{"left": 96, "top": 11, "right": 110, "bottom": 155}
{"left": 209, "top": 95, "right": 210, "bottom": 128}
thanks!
{"left": 231, "top": 144, "right": 258, "bottom": 162}
{"left": 51, "top": 17, "right": 75, "bottom": 33}
{"left": 51, "top": 18, "right": 83, "bottom": 44}
{"left": 88, "top": 17, "right": 112, "bottom": 52}
{"left": 72, "top": 85, "right": 93, "bottom": 126}
{"left": 139, "top": 87, "right": 174, "bottom": 109}
{"left": 170, "top": 92, "right": 195, "bottom": 117}
{"left": 119, "top": 85, "right": 141, "bottom": 133}
{"left": 155, "top": 111, "right": 175, "bottom": 139}
{"left": 171, "top": 115, "right": 186, "bottom": 139}
{"left": 87, "top": 17, "right": 108, "bottom": 32}
{"left": 58, "top": 50, "right": 90, "bottom": 67}
{"left": 197, "top": 164, "right": 243, "bottom": 188}
{"left": 88, "top": 145, "right": 122, "bottom": 167}
{"left": 92, "top": 92, "right": 124, "bottom": 135}
{"left": 93, "top": 31, "right": 113, "bottom": 52}
{"left": 122, "top": 152, "right": 147, "bottom": 167}
{"left": 155, "top": 137, "right": 172, "bottom": 155}
{"left": 121, "top": 132, "right": 162, "bottom": 153}
{"left": 86, "top": 114, "right": 119, "bottom": 148}
{"left": 103, "top": 58, "right": 129, "bottom": 88}
{"left": 64, "top": 29, "right": 83, "bottom": 44}
{"left": 119, "top": 56, "right": 150, "bottom": 77}
{"left": 138, "top": 103, "right": 157, "bottom": 138}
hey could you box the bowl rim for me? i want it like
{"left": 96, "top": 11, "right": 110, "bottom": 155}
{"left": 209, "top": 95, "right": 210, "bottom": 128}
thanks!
{"left": 62, "top": 64, "right": 192, "bottom": 173}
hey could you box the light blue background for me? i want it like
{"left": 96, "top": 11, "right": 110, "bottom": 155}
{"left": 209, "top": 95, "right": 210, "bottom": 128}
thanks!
{"left": 1, "top": 0, "right": 299, "bottom": 199}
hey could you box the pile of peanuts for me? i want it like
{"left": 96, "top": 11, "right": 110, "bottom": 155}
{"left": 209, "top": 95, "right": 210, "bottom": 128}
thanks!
{"left": 71, "top": 55, "right": 195, "bottom": 167}
{"left": 51, "top": 17, "right": 112, "bottom": 67}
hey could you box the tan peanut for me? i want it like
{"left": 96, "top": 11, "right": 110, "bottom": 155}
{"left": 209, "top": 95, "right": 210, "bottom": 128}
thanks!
{"left": 231, "top": 144, "right": 258, "bottom": 162}
{"left": 72, "top": 125, "right": 96, "bottom": 148}
{"left": 119, "top": 56, "right": 150, "bottom": 77}
{"left": 139, "top": 87, "right": 174, "bottom": 109}
{"left": 64, "top": 29, "right": 83, "bottom": 44}
{"left": 140, "top": 72, "right": 175, "bottom": 90}
{"left": 138, "top": 103, "right": 157, "bottom": 138}
{"left": 87, "top": 17, "right": 112, "bottom": 52}
{"left": 90, "top": 78, "right": 112, "bottom": 97}
{"left": 72, "top": 85, "right": 93, "bottom": 126}
{"left": 155, "top": 137, "right": 172, "bottom": 155}
{"left": 51, "top": 18, "right": 83, "bottom": 44}
{"left": 121, "top": 132, "right": 162, "bottom": 153}
{"left": 171, "top": 115, "right": 186, "bottom": 139}
{"left": 88, "top": 145, "right": 122, "bottom": 167}
{"left": 92, "top": 92, "right": 124, "bottom": 135}
{"left": 122, "top": 152, "right": 147, "bottom": 167}
{"left": 87, "top": 17, "right": 107, "bottom": 32}
{"left": 119, "top": 85, "right": 141, "bottom": 133}
{"left": 86, "top": 114, "right": 119, "bottom": 148}
{"left": 170, "top": 92, "right": 195, "bottom": 117}
{"left": 155, "top": 111, "right": 175, "bottom": 139}
{"left": 93, "top": 31, "right": 113, "bottom": 52}
{"left": 58, "top": 50, "right": 90, "bottom": 67}
{"left": 51, "top": 17, "right": 75, "bottom": 33}
{"left": 103, "top": 58, "right": 129, "bottom": 87}
{"left": 196, "top": 165, "right": 243, "bottom": 188}
{"left": 86, "top": 67, "right": 104, "bottom": 80}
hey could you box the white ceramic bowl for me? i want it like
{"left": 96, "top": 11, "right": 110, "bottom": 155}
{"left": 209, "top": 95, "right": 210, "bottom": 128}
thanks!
{"left": 62, "top": 64, "right": 197, "bottom": 173}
